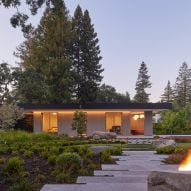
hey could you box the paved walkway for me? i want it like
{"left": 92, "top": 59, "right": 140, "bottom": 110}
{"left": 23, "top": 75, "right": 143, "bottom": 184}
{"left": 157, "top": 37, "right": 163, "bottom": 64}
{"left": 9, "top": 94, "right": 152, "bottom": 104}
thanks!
{"left": 41, "top": 151, "right": 179, "bottom": 191}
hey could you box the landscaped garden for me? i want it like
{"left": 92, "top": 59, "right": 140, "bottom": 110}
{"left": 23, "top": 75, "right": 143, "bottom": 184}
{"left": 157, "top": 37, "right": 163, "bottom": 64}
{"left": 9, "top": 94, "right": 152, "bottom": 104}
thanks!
{"left": 0, "top": 131, "right": 122, "bottom": 191}
{"left": 156, "top": 138, "right": 191, "bottom": 165}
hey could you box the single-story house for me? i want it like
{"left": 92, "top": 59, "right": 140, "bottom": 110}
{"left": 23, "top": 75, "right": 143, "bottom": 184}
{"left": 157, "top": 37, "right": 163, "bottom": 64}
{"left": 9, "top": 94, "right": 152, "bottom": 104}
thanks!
{"left": 18, "top": 103, "right": 172, "bottom": 136}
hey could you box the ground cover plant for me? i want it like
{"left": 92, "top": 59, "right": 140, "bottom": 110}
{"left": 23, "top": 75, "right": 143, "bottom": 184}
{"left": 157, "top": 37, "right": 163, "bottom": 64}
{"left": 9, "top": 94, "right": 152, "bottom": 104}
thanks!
{"left": 0, "top": 130, "right": 122, "bottom": 191}
{"left": 156, "top": 141, "right": 191, "bottom": 165}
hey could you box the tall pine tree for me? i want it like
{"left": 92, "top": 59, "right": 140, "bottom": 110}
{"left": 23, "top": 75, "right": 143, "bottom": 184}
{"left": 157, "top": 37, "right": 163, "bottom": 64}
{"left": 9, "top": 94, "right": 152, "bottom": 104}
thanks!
{"left": 15, "top": 0, "right": 73, "bottom": 103}
{"left": 174, "top": 62, "right": 191, "bottom": 106}
{"left": 161, "top": 80, "right": 174, "bottom": 102}
{"left": 134, "top": 62, "right": 151, "bottom": 103}
{"left": 72, "top": 6, "right": 103, "bottom": 103}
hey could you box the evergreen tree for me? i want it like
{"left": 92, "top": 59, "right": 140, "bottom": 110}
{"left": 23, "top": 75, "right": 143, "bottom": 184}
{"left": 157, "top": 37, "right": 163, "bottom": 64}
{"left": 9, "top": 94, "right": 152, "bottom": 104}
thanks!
{"left": 174, "top": 62, "right": 191, "bottom": 106}
{"left": 96, "top": 84, "right": 131, "bottom": 103}
{"left": 134, "top": 62, "right": 151, "bottom": 103}
{"left": 72, "top": 7, "right": 103, "bottom": 103}
{"left": 16, "top": 0, "right": 74, "bottom": 103}
{"left": 161, "top": 80, "right": 174, "bottom": 102}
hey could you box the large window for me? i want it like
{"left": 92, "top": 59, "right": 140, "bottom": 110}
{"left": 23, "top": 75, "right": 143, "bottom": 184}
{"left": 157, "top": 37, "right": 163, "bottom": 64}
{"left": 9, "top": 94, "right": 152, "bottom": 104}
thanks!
{"left": 42, "top": 112, "right": 58, "bottom": 133}
{"left": 106, "top": 112, "right": 122, "bottom": 134}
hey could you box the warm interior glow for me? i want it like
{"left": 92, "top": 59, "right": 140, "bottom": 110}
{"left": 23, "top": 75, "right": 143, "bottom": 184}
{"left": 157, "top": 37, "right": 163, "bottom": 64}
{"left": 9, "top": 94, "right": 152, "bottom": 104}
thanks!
{"left": 52, "top": 112, "right": 57, "bottom": 115}
{"left": 179, "top": 150, "right": 191, "bottom": 171}
{"left": 133, "top": 115, "right": 139, "bottom": 120}
{"left": 140, "top": 114, "right": 144, "bottom": 119}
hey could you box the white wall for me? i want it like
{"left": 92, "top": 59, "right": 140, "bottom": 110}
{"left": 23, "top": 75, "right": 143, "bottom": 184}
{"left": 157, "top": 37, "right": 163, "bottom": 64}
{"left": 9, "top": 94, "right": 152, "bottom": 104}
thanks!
{"left": 87, "top": 113, "right": 106, "bottom": 136}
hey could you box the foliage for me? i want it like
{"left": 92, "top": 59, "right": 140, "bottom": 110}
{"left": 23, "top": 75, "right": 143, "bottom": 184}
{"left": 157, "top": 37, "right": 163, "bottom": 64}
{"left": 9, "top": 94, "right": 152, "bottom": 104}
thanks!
{"left": 163, "top": 153, "right": 187, "bottom": 164}
{"left": 101, "top": 150, "right": 114, "bottom": 163}
{"left": 9, "top": 180, "right": 35, "bottom": 191}
{"left": 96, "top": 83, "right": 131, "bottom": 103}
{"left": 0, "top": 103, "right": 23, "bottom": 130}
{"left": 161, "top": 80, "right": 174, "bottom": 103}
{"left": 158, "top": 104, "right": 191, "bottom": 134}
{"left": 15, "top": 1, "right": 73, "bottom": 103}
{"left": 71, "top": 6, "right": 103, "bottom": 103}
{"left": 0, "top": 63, "right": 13, "bottom": 103}
{"left": 72, "top": 110, "right": 87, "bottom": 136}
{"left": 56, "top": 152, "right": 81, "bottom": 174}
{"left": 134, "top": 61, "right": 151, "bottom": 103}
{"left": 174, "top": 62, "right": 191, "bottom": 107}
{"left": 4, "top": 157, "right": 24, "bottom": 174}
{"left": 12, "top": 68, "right": 50, "bottom": 103}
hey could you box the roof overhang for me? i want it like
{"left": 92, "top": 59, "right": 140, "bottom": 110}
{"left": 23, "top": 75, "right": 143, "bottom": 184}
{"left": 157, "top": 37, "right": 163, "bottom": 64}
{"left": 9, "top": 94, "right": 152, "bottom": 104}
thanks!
{"left": 19, "top": 103, "right": 172, "bottom": 113}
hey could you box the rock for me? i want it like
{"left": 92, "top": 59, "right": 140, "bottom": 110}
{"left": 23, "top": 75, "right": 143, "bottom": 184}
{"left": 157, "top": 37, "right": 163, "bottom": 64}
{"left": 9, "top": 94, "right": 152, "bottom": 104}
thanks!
{"left": 92, "top": 131, "right": 117, "bottom": 140}
{"left": 148, "top": 171, "right": 191, "bottom": 191}
{"left": 152, "top": 138, "right": 177, "bottom": 148}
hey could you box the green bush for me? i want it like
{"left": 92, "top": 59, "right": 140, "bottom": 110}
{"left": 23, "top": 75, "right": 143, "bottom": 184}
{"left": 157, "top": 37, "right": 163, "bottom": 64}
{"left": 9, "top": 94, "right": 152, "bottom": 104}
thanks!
{"left": 101, "top": 150, "right": 113, "bottom": 163}
{"left": 9, "top": 179, "right": 35, "bottom": 191}
{"left": 56, "top": 152, "right": 81, "bottom": 174}
{"left": 23, "top": 150, "right": 33, "bottom": 158}
{"left": 4, "top": 157, "right": 24, "bottom": 174}
{"left": 55, "top": 172, "right": 71, "bottom": 183}
{"left": 156, "top": 146, "right": 176, "bottom": 154}
{"left": 47, "top": 155, "right": 57, "bottom": 165}
{"left": 110, "top": 146, "right": 122, "bottom": 155}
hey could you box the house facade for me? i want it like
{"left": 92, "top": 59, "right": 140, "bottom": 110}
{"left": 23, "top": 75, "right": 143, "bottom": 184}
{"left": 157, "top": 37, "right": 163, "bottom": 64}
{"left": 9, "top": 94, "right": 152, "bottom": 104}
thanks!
{"left": 20, "top": 103, "right": 172, "bottom": 136}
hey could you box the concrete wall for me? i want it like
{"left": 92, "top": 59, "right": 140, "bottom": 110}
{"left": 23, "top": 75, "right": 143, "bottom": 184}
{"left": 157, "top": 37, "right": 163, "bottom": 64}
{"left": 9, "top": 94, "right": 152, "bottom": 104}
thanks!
{"left": 57, "top": 113, "right": 77, "bottom": 136}
{"left": 122, "top": 113, "right": 131, "bottom": 136}
{"left": 144, "top": 111, "right": 153, "bottom": 136}
{"left": 87, "top": 113, "right": 106, "bottom": 136}
{"left": 33, "top": 112, "right": 42, "bottom": 133}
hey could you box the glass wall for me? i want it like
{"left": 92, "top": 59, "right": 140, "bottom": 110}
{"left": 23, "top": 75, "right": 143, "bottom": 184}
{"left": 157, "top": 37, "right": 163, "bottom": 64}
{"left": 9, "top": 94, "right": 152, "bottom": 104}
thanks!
{"left": 106, "top": 112, "right": 122, "bottom": 134}
{"left": 42, "top": 112, "right": 58, "bottom": 133}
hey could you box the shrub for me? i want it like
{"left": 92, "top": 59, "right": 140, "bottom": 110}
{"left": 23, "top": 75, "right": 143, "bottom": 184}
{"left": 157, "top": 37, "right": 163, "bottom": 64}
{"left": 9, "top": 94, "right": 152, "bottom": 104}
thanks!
{"left": 47, "top": 155, "right": 57, "bottom": 165}
{"left": 55, "top": 172, "right": 71, "bottom": 183}
{"left": 156, "top": 146, "right": 176, "bottom": 154}
{"left": 9, "top": 179, "right": 35, "bottom": 191}
{"left": 101, "top": 150, "right": 113, "bottom": 163}
{"left": 56, "top": 153, "right": 81, "bottom": 174}
{"left": 4, "top": 157, "right": 24, "bottom": 174}
{"left": 163, "top": 153, "right": 187, "bottom": 164}
{"left": 23, "top": 150, "right": 33, "bottom": 158}
{"left": 110, "top": 146, "right": 122, "bottom": 155}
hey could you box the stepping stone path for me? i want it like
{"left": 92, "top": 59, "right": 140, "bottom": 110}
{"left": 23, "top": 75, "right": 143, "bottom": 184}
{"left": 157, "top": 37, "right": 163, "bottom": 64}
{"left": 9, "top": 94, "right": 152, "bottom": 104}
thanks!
{"left": 41, "top": 151, "right": 179, "bottom": 191}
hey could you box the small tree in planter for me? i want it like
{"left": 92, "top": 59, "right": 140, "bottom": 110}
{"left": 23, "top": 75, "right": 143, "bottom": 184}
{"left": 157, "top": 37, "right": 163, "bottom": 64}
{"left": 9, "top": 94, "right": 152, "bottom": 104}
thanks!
{"left": 72, "top": 111, "right": 87, "bottom": 137}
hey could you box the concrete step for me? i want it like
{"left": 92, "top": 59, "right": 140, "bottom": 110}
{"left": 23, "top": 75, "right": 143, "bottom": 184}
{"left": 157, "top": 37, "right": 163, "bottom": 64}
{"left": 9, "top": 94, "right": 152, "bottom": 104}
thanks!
{"left": 41, "top": 183, "right": 147, "bottom": 191}
{"left": 77, "top": 176, "right": 147, "bottom": 184}
{"left": 94, "top": 170, "right": 150, "bottom": 177}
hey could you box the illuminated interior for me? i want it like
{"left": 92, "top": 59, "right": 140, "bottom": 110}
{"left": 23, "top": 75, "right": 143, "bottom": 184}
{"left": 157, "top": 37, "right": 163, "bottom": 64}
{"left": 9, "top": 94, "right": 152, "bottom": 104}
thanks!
{"left": 42, "top": 112, "right": 58, "bottom": 133}
{"left": 106, "top": 112, "right": 122, "bottom": 134}
{"left": 130, "top": 113, "right": 144, "bottom": 135}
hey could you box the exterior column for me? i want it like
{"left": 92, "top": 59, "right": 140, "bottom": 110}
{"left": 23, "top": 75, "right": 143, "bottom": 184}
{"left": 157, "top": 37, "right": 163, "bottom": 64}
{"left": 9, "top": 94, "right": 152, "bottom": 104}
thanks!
{"left": 144, "top": 111, "right": 153, "bottom": 136}
{"left": 33, "top": 112, "right": 42, "bottom": 133}
{"left": 122, "top": 113, "right": 131, "bottom": 136}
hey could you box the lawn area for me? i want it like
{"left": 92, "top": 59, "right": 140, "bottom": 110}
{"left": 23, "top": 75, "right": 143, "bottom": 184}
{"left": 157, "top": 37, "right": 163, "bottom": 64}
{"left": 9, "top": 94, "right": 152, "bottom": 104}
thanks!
{"left": 0, "top": 131, "right": 122, "bottom": 191}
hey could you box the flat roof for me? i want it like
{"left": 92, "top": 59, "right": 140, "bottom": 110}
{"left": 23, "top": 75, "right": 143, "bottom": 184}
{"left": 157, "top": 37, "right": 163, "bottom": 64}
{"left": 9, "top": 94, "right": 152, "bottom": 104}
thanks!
{"left": 19, "top": 103, "right": 172, "bottom": 111}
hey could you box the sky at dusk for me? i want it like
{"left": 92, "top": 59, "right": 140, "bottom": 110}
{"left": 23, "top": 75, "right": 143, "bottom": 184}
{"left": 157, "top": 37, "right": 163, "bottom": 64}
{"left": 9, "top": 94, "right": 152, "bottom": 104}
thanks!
{"left": 1, "top": 0, "right": 191, "bottom": 102}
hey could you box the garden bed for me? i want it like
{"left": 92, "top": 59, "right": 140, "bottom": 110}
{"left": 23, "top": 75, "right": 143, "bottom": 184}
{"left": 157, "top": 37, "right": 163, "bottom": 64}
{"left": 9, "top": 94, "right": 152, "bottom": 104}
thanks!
{"left": 0, "top": 131, "right": 122, "bottom": 191}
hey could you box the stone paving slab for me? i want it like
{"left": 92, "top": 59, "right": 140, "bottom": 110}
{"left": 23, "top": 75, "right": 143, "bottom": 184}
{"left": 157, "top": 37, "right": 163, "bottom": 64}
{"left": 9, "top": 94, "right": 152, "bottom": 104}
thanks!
{"left": 94, "top": 170, "right": 150, "bottom": 176}
{"left": 77, "top": 176, "right": 147, "bottom": 183}
{"left": 41, "top": 183, "right": 147, "bottom": 191}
